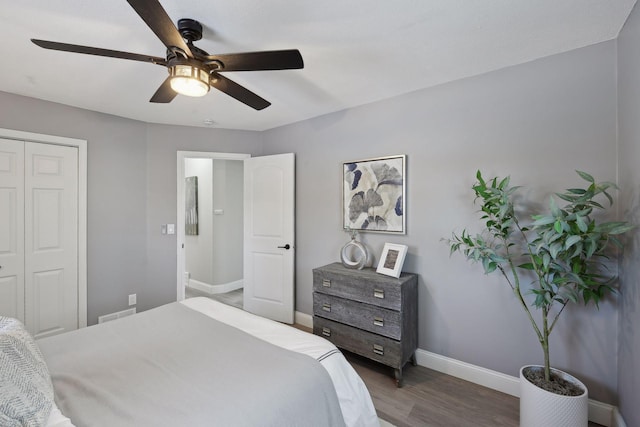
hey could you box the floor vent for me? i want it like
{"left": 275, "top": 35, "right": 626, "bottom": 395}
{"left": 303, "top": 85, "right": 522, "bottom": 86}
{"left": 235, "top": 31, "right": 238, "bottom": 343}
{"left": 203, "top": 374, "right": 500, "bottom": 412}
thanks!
{"left": 98, "top": 308, "right": 137, "bottom": 324}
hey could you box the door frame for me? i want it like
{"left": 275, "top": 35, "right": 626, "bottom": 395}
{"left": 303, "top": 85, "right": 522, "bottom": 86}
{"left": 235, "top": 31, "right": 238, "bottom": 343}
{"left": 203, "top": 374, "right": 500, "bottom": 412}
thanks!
{"left": 0, "top": 127, "right": 88, "bottom": 328}
{"left": 176, "top": 151, "right": 250, "bottom": 301}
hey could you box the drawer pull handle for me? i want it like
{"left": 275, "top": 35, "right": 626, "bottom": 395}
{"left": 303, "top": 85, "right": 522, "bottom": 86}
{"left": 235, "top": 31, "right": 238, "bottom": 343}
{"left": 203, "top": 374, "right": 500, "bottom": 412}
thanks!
{"left": 322, "top": 327, "right": 331, "bottom": 337}
{"left": 373, "top": 344, "right": 384, "bottom": 356}
{"left": 373, "top": 289, "right": 385, "bottom": 299}
{"left": 322, "top": 279, "right": 331, "bottom": 287}
{"left": 322, "top": 303, "right": 331, "bottom": 312}
{"left": 373, "top": 316, "right": 384, "bottom": 327}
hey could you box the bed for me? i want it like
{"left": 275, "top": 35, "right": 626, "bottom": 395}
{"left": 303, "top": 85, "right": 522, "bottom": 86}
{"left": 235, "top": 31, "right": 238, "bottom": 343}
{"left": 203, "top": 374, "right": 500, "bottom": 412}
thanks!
{"left": 0, "top": 297, "right": 379, "bottom": 427}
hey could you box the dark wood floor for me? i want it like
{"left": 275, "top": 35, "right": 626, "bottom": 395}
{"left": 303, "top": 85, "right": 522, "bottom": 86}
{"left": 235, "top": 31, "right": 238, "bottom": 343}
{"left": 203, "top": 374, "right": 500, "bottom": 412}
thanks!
{"left": 344, "top": 351, "right": 519, "bottom": 427}
{"left": 343, "top": 351, "right": 602, "bottom": 427}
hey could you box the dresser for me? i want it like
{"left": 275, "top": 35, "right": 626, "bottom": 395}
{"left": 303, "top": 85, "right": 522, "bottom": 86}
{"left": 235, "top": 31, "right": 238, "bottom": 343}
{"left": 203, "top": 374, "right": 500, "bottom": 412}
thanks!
{"left": 312, "top": 262, "right": 418, "bottom": 386}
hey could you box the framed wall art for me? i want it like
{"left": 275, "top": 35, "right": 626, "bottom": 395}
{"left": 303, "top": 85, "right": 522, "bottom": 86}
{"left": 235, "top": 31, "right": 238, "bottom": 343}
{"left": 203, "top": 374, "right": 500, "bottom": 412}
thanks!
{"left": 343, "top": 154, "right": 405, "bottom": 234}
{"left": 185, "top": 176, "right": 198, "bottom": 236}
{"left": 376, "top": 243, "right": 408, "bottom": 278}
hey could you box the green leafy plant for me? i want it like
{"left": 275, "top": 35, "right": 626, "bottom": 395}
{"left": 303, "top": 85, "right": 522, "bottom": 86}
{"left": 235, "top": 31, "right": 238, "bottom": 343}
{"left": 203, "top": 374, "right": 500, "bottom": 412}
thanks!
{"left": 447, "top": 170, "right": 633, "bottom": 384}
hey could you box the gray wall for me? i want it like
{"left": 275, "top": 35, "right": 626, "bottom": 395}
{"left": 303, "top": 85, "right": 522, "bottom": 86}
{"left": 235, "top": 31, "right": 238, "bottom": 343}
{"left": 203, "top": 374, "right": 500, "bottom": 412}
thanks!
{"left": 211, "top": 159, "right": 244, "bottom": 285}
{"left": 0, "top": 92, "right": 263, "bottom": 323}
{"left": 184, "top": 158, "right": 245, "bottom": 287}
{"left": 616, "top": 2, "right": 640, "bottom": 425}
{"left": 264, "top": 41, "right": 620, "bottom": 403}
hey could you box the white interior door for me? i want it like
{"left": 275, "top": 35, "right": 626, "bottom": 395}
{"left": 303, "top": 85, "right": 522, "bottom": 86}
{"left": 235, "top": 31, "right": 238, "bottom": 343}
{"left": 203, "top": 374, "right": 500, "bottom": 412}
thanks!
{"left": 243, "top": 153, "right": 295, "bottom": 323}
{"left": 0, "top": 138, "right": 25, "bottom": 322}
{"left": 25, "top": 142, "right": 78, "bottom": 339}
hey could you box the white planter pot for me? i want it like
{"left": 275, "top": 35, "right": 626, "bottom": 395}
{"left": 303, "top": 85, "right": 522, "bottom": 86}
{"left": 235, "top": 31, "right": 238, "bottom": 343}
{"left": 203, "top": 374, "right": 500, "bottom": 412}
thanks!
{"left": 519, "top": 365, "right": 588, "bottom": 427}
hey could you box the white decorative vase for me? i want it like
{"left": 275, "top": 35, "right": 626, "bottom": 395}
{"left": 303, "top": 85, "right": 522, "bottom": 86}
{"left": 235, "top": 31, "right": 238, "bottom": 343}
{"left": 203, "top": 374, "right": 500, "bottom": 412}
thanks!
{"left": 520, "top": 365, "right": 588, "bottom": 427}
{"left": 340, "top": 230, "right": 372, "bottom": 270}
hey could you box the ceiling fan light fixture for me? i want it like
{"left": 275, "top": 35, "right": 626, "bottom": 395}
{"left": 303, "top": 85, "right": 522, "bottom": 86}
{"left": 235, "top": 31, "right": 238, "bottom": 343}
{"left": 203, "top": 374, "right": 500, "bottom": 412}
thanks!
{"left": 169, "top": 63, "right": 209, "bottom": 97}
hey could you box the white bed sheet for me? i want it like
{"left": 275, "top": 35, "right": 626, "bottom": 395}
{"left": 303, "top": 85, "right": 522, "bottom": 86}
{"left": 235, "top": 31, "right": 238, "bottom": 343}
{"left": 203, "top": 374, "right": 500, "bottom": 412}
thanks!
{"left": 45, "top": 297, "right": 379, "bottom": 427}
{"left": 45, "top": 404, "right": 73, "bottom": 427}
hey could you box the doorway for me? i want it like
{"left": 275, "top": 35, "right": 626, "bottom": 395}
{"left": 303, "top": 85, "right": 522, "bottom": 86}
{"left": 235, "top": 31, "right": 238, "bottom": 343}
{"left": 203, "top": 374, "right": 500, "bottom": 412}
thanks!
{"left": 176, "top": 151, "right": 296, "bottom": 323}
{"left": 176, "top": 151, "right": 250, "bottom": 304}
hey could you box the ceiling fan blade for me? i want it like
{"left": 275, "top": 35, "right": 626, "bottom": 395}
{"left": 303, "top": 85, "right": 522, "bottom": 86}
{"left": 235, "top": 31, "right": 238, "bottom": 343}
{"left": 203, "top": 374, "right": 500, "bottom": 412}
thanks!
{"left": 210, "top": 73, "right": 271, "bottom": 110}
{"left": 206, "top": 50, "right": 303, "bottom": 71}
{"left": 150, "top": 77, "right": 178, "bottom": 103}
{"left": 126, "top": 0, "right": 192, "bottom": 57}
{"left": 31, "top": 39, "right": 166, "bottom": 65}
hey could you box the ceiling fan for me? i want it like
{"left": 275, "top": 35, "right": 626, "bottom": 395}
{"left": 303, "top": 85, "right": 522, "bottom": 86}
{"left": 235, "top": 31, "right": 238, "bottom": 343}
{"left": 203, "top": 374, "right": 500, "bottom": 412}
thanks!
{"left": 31, "top": 0, "right": 303, "bottom": 110}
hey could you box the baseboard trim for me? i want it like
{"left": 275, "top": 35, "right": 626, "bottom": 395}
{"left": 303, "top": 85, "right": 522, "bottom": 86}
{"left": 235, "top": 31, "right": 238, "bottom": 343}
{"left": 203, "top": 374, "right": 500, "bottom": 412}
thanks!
{"left": 295, "top": 311, "right": 313, "bottom": 329}
{"left": 612, "top": 407, "right": 628, "bottom": 427}
{"left": 187, "top": 279, "right": 243, "bottom": 295}
{"left": 414, "top": 348, "right": 623, "bottom": 427}
{"left": 588, "top": 399, "right": 619, "bottom": 427}
{"left": 415, "top": 348, "right": 520, "bottom": 397}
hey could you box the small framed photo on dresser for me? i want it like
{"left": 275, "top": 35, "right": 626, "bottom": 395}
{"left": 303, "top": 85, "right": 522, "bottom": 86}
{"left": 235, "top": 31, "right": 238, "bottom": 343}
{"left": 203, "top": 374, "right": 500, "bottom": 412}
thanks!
{"left": 376, "top": 243, "right": 408, "bottom": 278}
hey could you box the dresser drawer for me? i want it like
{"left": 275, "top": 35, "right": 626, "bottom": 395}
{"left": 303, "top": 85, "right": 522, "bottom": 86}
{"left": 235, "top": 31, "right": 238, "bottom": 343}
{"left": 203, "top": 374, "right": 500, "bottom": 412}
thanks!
{"left": 313, "top": 265, "right": 409, "bottom": 310}
{"left": 313, "top": 293, "right": 402, "bottom": 340}
{"left": 314, "top": 317, "right": 403, "bottom": 368}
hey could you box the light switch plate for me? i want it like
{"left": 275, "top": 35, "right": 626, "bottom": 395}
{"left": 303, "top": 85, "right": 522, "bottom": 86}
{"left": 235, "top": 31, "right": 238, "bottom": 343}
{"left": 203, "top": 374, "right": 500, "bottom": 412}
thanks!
{"left": 161, "top": 224, "right": 167, "bottom": 235}
{"left": 167, "top": 224, "right": 175, "bottom": 235}
{"left": 128, "top": 294, "right": 136, "bottom": 306}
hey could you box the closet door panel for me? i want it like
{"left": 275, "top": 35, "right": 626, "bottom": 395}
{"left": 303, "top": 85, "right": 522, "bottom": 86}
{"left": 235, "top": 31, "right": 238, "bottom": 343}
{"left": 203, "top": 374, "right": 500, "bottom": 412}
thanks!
{"left": 0, "top": 277, "right": 20, "bottom": 319}
{"left": 25, "top": 142, "right": 78, "bottom": 339}
{"left": 0, "top": 138, "right": 24, "bottom": 322}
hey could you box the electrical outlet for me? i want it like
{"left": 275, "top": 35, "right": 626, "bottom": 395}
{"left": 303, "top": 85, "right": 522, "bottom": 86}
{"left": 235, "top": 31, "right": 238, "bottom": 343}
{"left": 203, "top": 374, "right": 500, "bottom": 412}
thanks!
{"left": 128, "top": 294, "right": 137, "bottom": 306}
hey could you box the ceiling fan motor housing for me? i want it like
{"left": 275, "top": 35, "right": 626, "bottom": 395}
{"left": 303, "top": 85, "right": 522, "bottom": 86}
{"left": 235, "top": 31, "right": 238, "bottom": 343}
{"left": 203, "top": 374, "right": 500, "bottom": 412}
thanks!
{"left": 178, "top": 19, "right": 203, "bottom": 42}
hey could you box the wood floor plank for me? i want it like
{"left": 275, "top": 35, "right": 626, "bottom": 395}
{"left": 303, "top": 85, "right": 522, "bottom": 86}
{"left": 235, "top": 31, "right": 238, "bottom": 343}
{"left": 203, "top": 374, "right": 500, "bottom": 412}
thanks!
{"left": 343, "top": 351, "right": 602, "bottom": 427}
{"left": 344, "top": 351, "right": 519, "bottom": 427}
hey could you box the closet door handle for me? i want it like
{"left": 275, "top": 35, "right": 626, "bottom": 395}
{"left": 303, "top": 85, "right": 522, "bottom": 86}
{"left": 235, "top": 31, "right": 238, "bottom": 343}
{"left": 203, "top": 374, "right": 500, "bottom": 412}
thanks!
{"left": 278, "top": 244, "right": 291, "bottom": 250}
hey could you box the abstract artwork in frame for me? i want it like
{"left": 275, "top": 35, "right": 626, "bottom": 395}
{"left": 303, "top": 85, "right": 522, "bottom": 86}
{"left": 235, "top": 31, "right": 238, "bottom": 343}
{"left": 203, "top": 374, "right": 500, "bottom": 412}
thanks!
{"left": 343, "top": 155, "right": 405, "bottom": 234}
{"left": 185, "top": 176, "right": 198, "bottom": 236}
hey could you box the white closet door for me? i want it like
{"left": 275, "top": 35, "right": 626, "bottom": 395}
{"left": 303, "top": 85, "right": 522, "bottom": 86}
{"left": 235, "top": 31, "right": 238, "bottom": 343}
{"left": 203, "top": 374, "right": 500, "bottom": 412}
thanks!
{"left": 0, "top": 138, "right": 25, "bottom": 322}
{"left": 25, "top": 142, "right": 78, "bottom": 339}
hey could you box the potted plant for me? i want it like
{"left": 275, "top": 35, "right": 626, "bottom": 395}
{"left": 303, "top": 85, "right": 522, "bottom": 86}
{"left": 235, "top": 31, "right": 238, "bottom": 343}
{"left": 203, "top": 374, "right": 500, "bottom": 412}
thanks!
{"left": 446, "top": 170, "right": 633, "bottom": 427}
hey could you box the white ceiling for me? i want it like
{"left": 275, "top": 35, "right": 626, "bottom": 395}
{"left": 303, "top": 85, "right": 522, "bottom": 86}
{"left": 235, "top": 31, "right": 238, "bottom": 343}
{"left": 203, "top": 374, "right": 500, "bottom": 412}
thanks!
{"left": 0, "top": 1, "right": 636, "bottom": 131}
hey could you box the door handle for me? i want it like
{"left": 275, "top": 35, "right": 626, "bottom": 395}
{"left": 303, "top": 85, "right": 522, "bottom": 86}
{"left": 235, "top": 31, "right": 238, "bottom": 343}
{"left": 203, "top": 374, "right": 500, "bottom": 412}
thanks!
{"left": 277, "top": 244, "right": 291, "bottom": 250}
